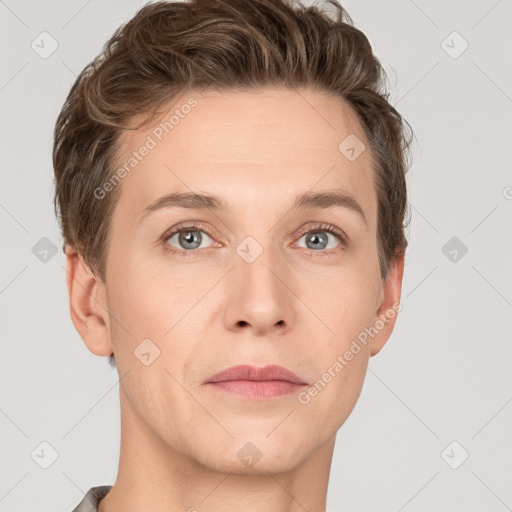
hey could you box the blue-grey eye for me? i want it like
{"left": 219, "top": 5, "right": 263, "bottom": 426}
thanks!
{"left": 168, "top": 229, "right": 213, "bottom": 250}
{"left": 298, "top": 230, "right": 339, "bottom": 250}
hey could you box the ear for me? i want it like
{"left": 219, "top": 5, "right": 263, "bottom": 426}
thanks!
{"left": 369, "top": 254, "right": 405, "bottom": 357}
{"left": 64, "top": 244, "right": 113, "bottom": 357}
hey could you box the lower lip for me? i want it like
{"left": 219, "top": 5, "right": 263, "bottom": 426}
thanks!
{"left": 207, "top": 380, "right": 306, "bottom": 399}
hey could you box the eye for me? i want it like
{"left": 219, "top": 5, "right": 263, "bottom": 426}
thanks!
{"left": 160, "top": 221, "right": 347, "bottom": 258}
{"left": 162, "top": 222, "right": 217, "bottom": 256}
{"left": 294, "top": 223, "right": 346, "bottom": 255}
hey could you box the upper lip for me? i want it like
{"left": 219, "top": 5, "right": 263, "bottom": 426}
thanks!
{"left": 206, "top": 364, "right": 307, "bottom": 385}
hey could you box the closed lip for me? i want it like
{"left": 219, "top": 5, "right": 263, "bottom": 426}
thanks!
{"left": 205, "top": 364, "right": 307, "bottom": 385}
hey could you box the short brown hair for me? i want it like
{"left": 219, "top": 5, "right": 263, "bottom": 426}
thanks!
{"left": 53, "top": 0, "right": 413, "bottom": 366}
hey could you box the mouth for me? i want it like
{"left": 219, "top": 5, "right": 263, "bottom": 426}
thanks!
{"left": 205, "top": 364, "right": 308, "bottom": 399}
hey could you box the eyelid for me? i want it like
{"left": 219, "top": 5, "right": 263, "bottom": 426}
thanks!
{"left": 160, "top": 221, "right": 221, "bottom": 247}
{"left": 294, "top": 222, "right": 348, "bottom": 245}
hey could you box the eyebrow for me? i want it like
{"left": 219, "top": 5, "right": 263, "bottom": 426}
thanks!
{"left": 139, "top": 189, "right": 367, "bottom": 225}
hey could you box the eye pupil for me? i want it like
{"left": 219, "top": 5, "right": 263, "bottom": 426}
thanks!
{"left": 179, "top": 230, "right": 202, "bottom": 250}
{"left": 306, "top": 231, "right": 328, "bottom": 250}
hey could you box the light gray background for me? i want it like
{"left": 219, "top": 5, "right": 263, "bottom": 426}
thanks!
{"left": 1, "top": 0, "right": 511, "bottom": 511}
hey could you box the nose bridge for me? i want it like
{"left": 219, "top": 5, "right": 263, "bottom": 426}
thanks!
{"left": 224, "top": 230, "right": 295, "bottom": 333}
{"left": 234, "top": 231, "right": 285, "bottom": 298}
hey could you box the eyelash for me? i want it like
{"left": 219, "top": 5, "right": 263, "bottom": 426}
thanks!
{"left": 160, "top": 222, "right": 347, "bottom": 258}
{"left": 295, "top": 223, "right": 347, "bottom": 258}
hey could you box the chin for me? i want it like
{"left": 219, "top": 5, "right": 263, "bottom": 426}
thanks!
{"left": 194, "top": 435, "right": 311, "bottom": 476}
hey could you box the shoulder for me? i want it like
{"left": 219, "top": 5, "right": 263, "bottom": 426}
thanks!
{"left": 70, "top": 486, "right": 112, "bottom": 512}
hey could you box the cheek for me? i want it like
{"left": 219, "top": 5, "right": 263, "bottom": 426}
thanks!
{"left": 105, "top": 255, "right": 218, "bottom": 386}
{"left": 295, "top": 268, "right": 378, "bottom": 423}
{"left": 296, "top": 263, "right": 380, "bottom": 338}
{"left": 294, "top": 337, "right": 370, "bottom": 450}
{"left": 106, "top": 253, "right": 184, "bottom": 336}
{"left": 299, "top": 323, "right": 371, "bottom": 439}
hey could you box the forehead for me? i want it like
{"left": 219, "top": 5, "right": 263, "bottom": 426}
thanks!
{"left": 112, "top": 87, "right": 377, "bottom": 226}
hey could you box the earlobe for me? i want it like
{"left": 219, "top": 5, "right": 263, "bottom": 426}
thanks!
{"left": 369, "top": 254, "right": 405, "bottom": 357}
{"left": 64, "top": 244, "right": 113, "bottom": 357}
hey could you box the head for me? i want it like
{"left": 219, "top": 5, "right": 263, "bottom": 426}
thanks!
{"left": 54, "top": 0, "right": 412, "bottom": 474}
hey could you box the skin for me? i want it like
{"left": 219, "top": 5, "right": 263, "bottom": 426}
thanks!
{"left": 65, "top": 87, "right": 404, "bottom": 512}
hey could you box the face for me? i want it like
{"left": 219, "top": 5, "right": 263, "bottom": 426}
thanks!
{"left": 70, "top": 87, "right": 403, "bottom": 475}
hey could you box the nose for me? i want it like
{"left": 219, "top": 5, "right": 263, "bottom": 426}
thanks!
{"left": 222, "top": 247, "right": 296, "bottom": 336}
